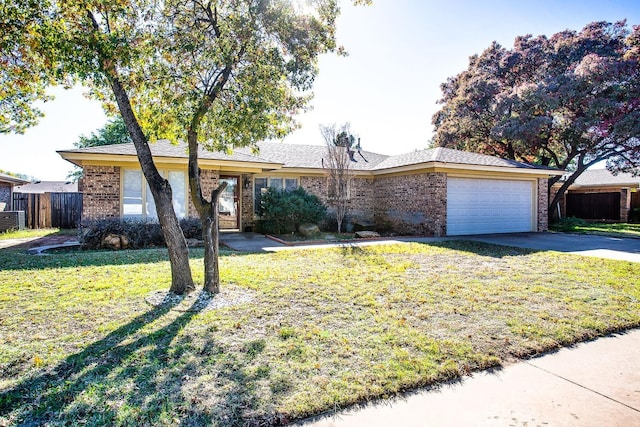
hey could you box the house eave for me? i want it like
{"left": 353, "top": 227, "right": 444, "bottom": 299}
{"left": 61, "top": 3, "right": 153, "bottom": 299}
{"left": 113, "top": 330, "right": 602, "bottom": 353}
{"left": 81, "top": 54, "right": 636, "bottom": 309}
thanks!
{"left": 0, "top": 176, "right": 30, "bottom": 186}
{"left": 57, "top": 151, "right": 283, "bottom": 173}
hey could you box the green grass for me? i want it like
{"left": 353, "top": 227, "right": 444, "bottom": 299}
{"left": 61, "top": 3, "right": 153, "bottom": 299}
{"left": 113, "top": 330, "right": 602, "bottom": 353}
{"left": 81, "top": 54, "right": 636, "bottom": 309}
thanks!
{"left": 1, "top": 242, "right": 639, "bottom": 426}
{"left": 0, "top": 228, "right": 73, "bottom": 240}
{"left": 551, "top": 218, "right": 640, "bottom": 237}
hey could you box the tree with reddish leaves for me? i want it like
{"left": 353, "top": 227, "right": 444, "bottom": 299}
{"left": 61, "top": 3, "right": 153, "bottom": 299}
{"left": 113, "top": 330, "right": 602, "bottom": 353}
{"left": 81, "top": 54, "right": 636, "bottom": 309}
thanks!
{"left": 433, "top": 21, "right": 640, "bottom": 219}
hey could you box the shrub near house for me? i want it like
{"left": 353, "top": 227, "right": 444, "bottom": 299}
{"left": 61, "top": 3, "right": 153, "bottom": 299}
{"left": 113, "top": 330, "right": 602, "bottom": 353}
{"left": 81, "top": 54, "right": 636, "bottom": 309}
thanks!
{"left": 256, "top": 187, "right": 326, "bottom": 235}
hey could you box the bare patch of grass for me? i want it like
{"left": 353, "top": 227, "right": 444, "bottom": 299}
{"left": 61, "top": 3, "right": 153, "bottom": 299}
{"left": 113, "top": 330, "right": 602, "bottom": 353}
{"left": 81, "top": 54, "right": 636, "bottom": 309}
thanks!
{"left": 0, "top": 242, "right": 638, "bottom": 426}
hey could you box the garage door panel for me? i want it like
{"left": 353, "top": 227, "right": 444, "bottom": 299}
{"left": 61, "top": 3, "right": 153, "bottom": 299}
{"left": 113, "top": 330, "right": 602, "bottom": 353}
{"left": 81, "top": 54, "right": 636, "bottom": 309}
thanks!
{"left": 447, "top": 178, "right": 534, "bottom": 236}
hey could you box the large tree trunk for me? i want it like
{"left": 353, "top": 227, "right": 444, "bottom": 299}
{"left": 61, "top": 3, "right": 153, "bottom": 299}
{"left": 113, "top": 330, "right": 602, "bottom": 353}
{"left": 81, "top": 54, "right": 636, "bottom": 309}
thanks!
{"left": 187, "top": 130, "right": 227, "bottom": 294}
{"left": 547, "top": 159, "right": 591, "bottom": 222}
{"left": 110, "top": 77, "right": 195, "bottom": 294}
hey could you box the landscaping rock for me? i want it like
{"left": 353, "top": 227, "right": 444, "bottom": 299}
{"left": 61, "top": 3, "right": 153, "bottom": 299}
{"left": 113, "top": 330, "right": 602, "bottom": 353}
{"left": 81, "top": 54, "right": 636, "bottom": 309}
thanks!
{"left": 298, "top": 223, "right": 320, "bottom": 237}
{"left": 355, "top": 230, "right": 380, "bottom": 238}
{"left": 186, "top": 238, "right": 204, "bottom": 248}
{"left": 101, "top": 233, "right": 129, "bottom": 250}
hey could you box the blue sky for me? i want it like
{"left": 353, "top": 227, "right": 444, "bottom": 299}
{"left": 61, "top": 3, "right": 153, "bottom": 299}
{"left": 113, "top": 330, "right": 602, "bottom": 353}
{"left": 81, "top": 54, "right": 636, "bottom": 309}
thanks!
{"left": 2, "top": 0, "right": 640, "bottom": 180}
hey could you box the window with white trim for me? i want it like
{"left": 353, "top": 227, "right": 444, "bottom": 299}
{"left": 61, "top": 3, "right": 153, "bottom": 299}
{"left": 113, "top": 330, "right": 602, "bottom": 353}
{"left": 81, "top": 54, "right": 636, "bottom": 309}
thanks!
{"left": 122, "top": 169, "right": 187, "bottom": 220}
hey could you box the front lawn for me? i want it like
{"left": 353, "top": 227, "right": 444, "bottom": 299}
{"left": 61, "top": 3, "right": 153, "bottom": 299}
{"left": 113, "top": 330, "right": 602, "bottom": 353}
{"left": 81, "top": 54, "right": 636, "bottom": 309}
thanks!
{"left": 1, "top": 242, "right": 639, "bottom": 426}
{"left": 551, "top": 219, "right": 640, "bottom": 237}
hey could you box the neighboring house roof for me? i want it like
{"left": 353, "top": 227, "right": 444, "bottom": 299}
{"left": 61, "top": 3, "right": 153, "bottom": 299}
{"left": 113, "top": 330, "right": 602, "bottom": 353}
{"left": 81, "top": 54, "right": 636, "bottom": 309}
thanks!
{"left": 570, "top": 169, "right": 640, "bottom": 188}
{"left": 14, "top": 181, "right": 79, "bottom": 193}
{"left": 0, "top": 173, "right": 29, "bottom": 186}
{"left": 58, "top": 140, "right": 562, "bottom": 176}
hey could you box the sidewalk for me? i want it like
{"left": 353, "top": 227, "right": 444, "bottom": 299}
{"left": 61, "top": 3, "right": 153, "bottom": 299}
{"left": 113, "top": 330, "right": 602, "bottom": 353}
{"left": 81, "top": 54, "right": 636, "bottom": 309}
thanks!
{"left": 297, "top": 329, "right": 640, "bottom": 427}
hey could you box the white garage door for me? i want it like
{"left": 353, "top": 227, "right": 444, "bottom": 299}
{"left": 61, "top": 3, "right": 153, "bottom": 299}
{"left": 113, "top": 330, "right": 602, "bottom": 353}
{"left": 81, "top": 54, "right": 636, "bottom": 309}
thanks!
{"left": 447, "top": 177, "right": 534, "bottom": 236}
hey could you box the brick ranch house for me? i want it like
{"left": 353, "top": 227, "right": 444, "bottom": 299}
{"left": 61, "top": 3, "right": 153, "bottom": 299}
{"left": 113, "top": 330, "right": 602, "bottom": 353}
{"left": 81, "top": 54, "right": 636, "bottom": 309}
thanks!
{"left": 58, "top": 141, "right": 562, "bottom": 236}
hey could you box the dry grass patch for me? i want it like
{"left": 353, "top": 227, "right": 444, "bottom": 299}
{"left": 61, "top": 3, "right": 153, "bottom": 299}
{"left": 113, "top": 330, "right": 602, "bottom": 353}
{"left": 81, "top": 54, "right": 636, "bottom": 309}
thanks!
{"left": 0, "top": 241, "right": 638, "bottom": 426}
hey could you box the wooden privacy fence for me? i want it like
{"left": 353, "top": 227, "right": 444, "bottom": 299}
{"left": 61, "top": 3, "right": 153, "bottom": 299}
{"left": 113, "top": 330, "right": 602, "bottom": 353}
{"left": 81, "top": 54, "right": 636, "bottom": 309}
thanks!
{"left": 12, "top": 192, "right": 83, "bottom": 229}
{"left": 566, "top": 192, "right": 620, "bottom": 221}
{"left": 632, "top": 191, "right": 640, "bottom": 210}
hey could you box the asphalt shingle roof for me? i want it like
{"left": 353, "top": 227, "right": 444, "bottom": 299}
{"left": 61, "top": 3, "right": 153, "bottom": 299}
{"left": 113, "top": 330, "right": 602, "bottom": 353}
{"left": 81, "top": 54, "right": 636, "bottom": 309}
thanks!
{"left": 59, "top": 140, "right": 279, "bottom": 165}
{"left": 373, "top": 147, "right": 548, "bottom": 171}
{"left": 572, "top": 169, "right": 640, "bottom": 187}
{"left": 59, "top": 140, "right": 558, "bottom": 173}
{"left": 245, "top": 142, "right": 389, "bottom": 170}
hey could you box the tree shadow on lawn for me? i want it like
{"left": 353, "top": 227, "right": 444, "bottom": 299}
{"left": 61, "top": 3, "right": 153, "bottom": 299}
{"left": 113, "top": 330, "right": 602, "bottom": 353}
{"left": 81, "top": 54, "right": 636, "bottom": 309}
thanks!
{"left": 419, "top": 240, "right": 540, "bottom": 259}
{"left": 0, "top": 245, "right": 256, "bottom": 272}
{"left": 0, "top": 296, "right": 264, "bottom": 426}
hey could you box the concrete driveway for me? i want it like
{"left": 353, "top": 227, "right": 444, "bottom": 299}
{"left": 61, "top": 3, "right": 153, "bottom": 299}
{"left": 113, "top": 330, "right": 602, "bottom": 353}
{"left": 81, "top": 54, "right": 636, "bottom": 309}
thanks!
{"left": 456, "top": 232, "right": 640, "bottom": 263}
{"left": 220, "top": 231, "right": 640, "bottom": 263}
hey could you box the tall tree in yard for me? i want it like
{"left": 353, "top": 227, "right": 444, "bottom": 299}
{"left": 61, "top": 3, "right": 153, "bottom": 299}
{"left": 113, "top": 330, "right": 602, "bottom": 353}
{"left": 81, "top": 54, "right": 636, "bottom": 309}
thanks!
{"left": 432, "top": 21, "right": 640, "bottom": 218}
{"left": 1, "top": 0, "right": 369, "bottom": 294}
{"left": 133, "top": 0, "right": 372, "bottom": 293}
{"left": 320, "top": 123, "right": 357, "bottom": 233}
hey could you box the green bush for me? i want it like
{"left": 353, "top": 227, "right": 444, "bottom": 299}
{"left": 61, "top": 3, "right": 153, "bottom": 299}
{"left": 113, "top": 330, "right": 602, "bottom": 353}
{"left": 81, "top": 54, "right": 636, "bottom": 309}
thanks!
{"left": 257, "top": 187, "right": 327, "bottom": 234}
{"left": 180, "top": 217, "right": 203, "bottom": 239}
{"left": 630, "top": 208, "right": 640, "bottom": 223}
{"left": 80, "top": 217, "right": 204, "bottom": 249}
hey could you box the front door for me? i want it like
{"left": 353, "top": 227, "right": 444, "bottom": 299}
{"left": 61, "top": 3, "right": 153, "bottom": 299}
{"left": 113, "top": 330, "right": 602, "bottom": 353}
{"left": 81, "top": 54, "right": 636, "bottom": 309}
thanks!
{"left": 218, "top": 176, "right": 239, "bottom": 230}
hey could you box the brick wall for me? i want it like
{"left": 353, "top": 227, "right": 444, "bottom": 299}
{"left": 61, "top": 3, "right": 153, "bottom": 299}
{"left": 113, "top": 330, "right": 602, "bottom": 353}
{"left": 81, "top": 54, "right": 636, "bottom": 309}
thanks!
{"left": 82, "top": 165, "right": 120, "bottom": 220}
{"left": 299, "top": 175, "right": 375, "bottom": 225}
{"left": 374, "top": 172, "right": 447, "bottom": 236}
{"left": 240, "top": 174, "right": 253, "bottom": 231}
{"left": 549, "top": 184, "right": 565, "bottom": 219}
{"left": 537, "top": 178, "right": 549, "bottom": 231}
{"left": 0, "top": 184, "right": 10, "bottom": 210}
{"left": 188, "top": 169, "right": 219, "bottom": 218}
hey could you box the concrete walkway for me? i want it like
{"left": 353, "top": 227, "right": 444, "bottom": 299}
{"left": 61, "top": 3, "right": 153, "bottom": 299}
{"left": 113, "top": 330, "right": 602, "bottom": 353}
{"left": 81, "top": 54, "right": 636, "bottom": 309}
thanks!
{"left": 297, "top": 329, "right": 640, "bottom": 427}
{"left": 220, "top": 231, "right": 640, "bottom": 263}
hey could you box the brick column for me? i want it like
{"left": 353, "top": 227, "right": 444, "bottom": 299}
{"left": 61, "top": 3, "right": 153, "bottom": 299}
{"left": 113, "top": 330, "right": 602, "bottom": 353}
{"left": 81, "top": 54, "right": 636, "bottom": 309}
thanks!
{"left": 621, "top": 188, "right": 630, "bottom": 222}
{"left": 538, "top": 178, "right": 549, "bottom": 231}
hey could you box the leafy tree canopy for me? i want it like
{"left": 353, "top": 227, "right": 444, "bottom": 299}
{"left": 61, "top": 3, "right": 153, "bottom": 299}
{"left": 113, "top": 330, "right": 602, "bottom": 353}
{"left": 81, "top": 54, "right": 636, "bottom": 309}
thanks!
{"left": 67, "top": 117, "right": 131, "bottom": 180}
{"left": 74, "top": 117, "right": 131, "bottom": 149}
{"left": 432, "top": 21, "right": 640, "bottom": 214}
{"left": 0, "top": 0, "right": 61, "bottom": 134}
